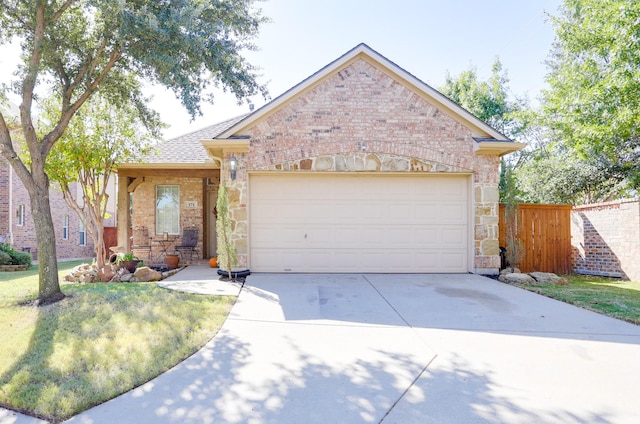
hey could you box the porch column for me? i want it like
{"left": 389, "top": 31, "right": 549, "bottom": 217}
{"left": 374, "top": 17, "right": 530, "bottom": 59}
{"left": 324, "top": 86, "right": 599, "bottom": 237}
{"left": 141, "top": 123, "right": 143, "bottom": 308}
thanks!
{"left": 116, "top": 173, "right": 130, "bottom": 253}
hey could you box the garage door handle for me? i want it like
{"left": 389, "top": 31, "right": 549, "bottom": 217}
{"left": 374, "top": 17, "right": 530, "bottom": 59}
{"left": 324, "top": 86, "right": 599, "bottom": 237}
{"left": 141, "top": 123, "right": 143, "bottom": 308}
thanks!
{"left": 304, "top": 233, "right": 308, "bottom": 239}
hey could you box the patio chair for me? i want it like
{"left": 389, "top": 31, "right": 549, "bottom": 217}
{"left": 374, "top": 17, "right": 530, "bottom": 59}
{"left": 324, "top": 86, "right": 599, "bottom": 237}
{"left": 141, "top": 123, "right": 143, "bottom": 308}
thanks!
{"left": 131, "top": 226, "right": 151, "bottom": 259}
{"left": 175, "top": 227, "right": 199, "bottom": 261}
{"left": 0, "top": 233, "right": 9, "bottom": 245}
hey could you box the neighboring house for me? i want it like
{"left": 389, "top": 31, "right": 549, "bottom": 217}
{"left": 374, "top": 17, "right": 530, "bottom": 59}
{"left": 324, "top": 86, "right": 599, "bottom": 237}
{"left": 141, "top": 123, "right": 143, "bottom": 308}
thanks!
{"left": 0, "top": 155, "right": 108, "bottom": 259}
{"left": 116, "top": 44, "right": 524, "bottom": 274}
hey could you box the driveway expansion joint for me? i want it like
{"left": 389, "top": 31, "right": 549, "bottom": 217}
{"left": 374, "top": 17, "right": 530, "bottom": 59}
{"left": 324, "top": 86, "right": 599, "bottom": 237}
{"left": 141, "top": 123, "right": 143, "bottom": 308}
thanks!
{"left": 363, "top": 274, "right": 412, "bottom": 328}
{"left": 378, "top": 353, "right": 439, "bottom": 424}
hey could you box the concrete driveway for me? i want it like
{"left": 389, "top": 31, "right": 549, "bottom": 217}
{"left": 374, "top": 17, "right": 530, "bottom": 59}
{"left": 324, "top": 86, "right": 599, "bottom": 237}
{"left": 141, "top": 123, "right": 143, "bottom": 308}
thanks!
{"left": 36, "top": 273, "right": 640, "bottom": 422}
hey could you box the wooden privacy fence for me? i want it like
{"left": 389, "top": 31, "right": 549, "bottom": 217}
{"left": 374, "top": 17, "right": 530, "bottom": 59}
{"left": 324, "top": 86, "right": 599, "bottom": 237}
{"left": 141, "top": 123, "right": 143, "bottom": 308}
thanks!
{"left": 498, "top": 204, "right": 572, "bottom": 274}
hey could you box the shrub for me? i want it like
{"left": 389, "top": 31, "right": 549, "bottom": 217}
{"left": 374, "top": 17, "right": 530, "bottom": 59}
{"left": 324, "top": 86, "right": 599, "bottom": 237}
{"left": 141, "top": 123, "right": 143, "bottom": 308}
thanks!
{"left": 0, "top": 251, "right": 11, "bottom": 265}
{"left": 11, "top": 250, "right": 32, "bottom": 267}
{"left": 0, "top": 244, "right": 32, "bottom": 267}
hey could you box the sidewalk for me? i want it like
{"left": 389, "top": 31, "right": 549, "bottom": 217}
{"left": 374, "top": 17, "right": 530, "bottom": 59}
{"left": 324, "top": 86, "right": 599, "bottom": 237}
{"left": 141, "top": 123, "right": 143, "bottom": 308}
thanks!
{"left": 157, "top": 265, "right": 242, "bottom": 296}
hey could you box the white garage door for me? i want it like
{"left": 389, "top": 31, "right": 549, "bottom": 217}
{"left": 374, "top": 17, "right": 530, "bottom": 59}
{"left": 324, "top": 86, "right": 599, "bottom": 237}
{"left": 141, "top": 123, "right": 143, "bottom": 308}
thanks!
{"left": 249, "top": 173, "right": 470, "bottom": 273}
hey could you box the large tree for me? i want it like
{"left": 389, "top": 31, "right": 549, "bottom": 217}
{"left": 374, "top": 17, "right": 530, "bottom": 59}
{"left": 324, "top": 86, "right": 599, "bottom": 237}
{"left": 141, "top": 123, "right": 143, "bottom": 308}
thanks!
{"left": 440, "top": 58, "right": 524, "bottom": 137}
{"left": 541, "top": 0, "right": 640, "bottom": 193}
{"left": 0, "top": 0, "right": 267, "bottom": 304}
{"left": 440, "top": 59, "right": 530, "bottom": 199}
{"left": 515, "top": 144, "right": 629, "bottom": 204}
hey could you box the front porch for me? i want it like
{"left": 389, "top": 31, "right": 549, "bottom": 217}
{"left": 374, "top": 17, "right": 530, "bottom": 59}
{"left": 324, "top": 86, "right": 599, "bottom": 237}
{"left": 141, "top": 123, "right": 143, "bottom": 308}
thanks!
{"left": 115, "top": 167, "right": 221, "bottom": 264}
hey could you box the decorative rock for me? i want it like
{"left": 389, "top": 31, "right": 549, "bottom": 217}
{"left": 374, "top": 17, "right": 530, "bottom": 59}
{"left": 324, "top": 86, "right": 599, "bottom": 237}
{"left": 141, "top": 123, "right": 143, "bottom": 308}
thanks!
{"left": 97, "top": 266, "right": 115, "bottom": 282}
{"left": 64, "top": 263, "right": 99, "bottom": 283}
{"left": 78, "top": 273, "right": 96, "bottom": 284}
{"left": 63, "top": 262, "right": 177, "bottom": 283}
{"left": 529, "top": 272, "right": 568, "bottom": 285}
{"left": 133, "top": 266, "right": 162, "bottom": 282}
{"left": 500, "top": 267, "right": 521, "bottom": 275}
{"left": 499, "top": 272, "right": 536, "bottom": 285}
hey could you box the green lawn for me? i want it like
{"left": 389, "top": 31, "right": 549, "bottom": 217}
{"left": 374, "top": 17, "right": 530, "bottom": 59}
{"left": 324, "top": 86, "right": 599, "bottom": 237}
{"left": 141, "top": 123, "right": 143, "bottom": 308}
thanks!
{"left": 512, "top": 274, "right": 640, "bottom": 325}
{"left": 0, "top": 261, "right": 235, "bottom": 422}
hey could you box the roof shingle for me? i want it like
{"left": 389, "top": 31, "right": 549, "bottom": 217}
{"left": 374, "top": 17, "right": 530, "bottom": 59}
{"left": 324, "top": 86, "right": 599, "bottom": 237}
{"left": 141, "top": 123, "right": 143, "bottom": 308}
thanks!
{"left": 140, "top": 114, "right": 249, "bottom": 164}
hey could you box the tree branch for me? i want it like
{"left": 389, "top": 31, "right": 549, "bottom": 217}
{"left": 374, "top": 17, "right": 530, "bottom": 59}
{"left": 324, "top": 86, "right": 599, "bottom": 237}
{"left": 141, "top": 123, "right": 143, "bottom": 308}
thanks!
{"left": 54, "top": 56, "right": 71, "bottom": 93}
{"left": 42, "top": 49, "right": 122, "bottom": 156}
{"left": 46, "top": 0, "right": 77, "bottom": 25}
{"left": 20, "top": 2, "right": 46, "bottom": 152}
{"left": 0, "top": 111, "right": 37, "bottom": 194}
{"left": 64, "top": 39, "right": 108, "bottom": 109}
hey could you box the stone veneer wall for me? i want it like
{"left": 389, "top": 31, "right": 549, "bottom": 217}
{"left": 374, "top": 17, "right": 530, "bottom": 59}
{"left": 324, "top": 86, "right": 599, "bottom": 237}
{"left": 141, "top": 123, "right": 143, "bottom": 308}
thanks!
{"left": 132, "top": 176, "right": 205, "bottom": 260}
{"left": 572, "top": 200, "right": 640, "bottom": 280}
{"left": 224, "top": 58, "right": 502, "bottom": 273}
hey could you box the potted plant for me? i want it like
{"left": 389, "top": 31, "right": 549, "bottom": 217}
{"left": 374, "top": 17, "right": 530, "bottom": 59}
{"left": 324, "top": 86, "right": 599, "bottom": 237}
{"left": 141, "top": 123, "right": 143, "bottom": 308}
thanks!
{"left": 165, "top": 253, "right": 180, "bottom": 270}
{"left": 116, "top": 252, "right": 141, "bottom": 273}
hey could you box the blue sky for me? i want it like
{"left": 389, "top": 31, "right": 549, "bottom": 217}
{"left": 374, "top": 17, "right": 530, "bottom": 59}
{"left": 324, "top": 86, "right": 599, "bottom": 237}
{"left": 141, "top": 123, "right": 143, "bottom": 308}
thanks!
{"left": 0, "top": 0, "right": 562, "bottom": 139}
{"left": 157, "top": 0, "right": 562, "bottom": 137}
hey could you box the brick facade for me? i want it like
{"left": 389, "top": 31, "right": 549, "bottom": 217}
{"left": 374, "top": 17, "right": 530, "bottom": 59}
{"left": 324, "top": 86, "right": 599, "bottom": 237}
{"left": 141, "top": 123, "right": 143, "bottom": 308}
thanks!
{"left": 225, "top": 58, "right": 502, "bottom": 272}
{"left": 572, "top": 200, "right": 640, "bottom": 280}
{"left": 131, "top": 176, "right": 206, "bottom": 260}
{"left": 0, "top": 156, "right": 95, "bottom": 259}
{"left": 0, "top": 158, "right": 9, "bottom": 238}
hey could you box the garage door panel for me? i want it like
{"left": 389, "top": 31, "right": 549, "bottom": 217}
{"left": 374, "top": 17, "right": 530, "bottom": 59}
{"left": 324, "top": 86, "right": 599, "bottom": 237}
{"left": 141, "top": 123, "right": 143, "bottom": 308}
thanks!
{"left": 250, "top": 174, "right": 470, "bottom": 273}
{"left": 441, "top": 227, "right": 467, "bottom": 246}
{"left": 251, "top": 228, "right": 304, "bottom": 247}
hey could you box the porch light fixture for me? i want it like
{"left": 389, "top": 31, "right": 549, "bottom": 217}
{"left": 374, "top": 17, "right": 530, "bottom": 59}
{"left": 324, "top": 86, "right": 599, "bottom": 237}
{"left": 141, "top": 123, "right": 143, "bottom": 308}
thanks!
{"left": 229, "top": 154, "right": 238, "bottom": 180}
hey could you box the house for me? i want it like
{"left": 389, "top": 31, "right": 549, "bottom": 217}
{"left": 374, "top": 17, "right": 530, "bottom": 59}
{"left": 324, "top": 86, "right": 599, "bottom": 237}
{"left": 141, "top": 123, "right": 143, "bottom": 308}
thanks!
{"left": 0, "top": 155, "right": 104, "bottom": 259}
{"left": 116, "top": 44, "right": 524, "bottom": 274}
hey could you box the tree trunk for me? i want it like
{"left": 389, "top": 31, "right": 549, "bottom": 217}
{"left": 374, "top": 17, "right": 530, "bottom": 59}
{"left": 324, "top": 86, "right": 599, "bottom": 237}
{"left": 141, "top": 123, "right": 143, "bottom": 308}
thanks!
{"left": 92, "top": 220, "right": 106, "bottom": 269}
{"left": 26, "top": 171, "right": 64, "bottom": 304}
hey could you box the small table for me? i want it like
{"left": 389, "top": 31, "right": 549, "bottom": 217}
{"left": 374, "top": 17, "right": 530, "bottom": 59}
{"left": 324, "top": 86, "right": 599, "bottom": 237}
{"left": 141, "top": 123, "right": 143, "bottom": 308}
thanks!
{"left": 154, "top": 238, "right": 175, "bottom": 260}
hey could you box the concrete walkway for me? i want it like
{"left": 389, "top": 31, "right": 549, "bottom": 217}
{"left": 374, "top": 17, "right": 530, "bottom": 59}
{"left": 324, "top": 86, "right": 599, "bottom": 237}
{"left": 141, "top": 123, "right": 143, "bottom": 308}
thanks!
{"left": 157, "top": 266, "right": 242, "bottom": 296}
{"left": 4, "top": 273, "right": 640, "bottom": 423}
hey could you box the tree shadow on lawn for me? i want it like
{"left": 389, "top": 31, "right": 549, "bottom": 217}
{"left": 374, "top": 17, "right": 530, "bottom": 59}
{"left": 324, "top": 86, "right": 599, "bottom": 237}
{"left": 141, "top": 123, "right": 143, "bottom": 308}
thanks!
{"left": 0, "top": 283, "right": 223, "bottom": 423}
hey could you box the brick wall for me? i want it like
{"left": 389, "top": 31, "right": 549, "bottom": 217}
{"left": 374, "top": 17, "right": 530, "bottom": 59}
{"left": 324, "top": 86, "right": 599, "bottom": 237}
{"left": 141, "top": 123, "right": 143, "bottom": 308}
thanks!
{"left": 12, "top": 178, "right": 95, "bottom": 259}
{"left": 0, "top": 156, "right": 94, "bottom": 259}
{"left": 226, "top": 57, "right": 502, "bottom": 272}
{"left": 572, "top": 200, "right": 640, "bottom": 280}
{"left": 0, "top": 158, "right": 9, "bottom": 237}
{"left": 131, "top": 176, "right": 204, "bottom": 260}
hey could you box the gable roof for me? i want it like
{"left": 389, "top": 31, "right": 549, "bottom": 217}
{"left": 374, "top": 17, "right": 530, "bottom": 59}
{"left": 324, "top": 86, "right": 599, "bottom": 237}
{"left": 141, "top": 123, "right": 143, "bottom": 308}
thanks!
{"left": 118, "top": 114, "right": 248, "bottom": 168}
{"left": 210, "top": 43, "right": 525, "bottom": 155}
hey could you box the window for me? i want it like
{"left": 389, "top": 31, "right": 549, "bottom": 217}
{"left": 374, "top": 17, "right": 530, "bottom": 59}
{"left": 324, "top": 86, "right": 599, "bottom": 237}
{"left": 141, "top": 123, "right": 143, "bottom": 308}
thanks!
{"left": 79, "top": 220, "right": 86, "bottom": 246}
{"left": 156, "top": 185, "right": 180, "bottom": 234}
{"left": 63, "top": 215, "right": 69, "bottom": 240}
{"left": 16, "top": 204, "right": 25, "bottom": 226}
